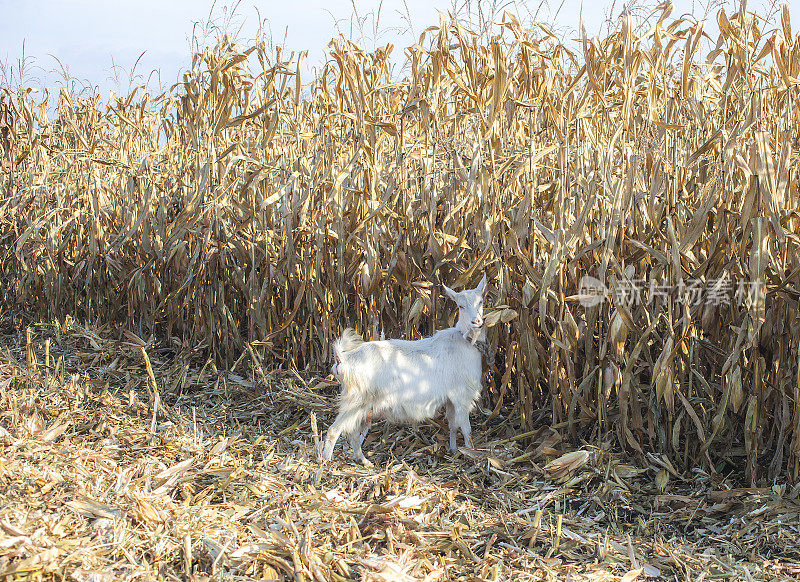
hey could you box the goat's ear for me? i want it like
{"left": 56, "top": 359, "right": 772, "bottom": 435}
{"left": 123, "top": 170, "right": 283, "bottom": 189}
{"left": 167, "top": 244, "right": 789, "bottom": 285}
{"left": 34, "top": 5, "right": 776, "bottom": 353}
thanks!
{"left": 476, "top": 273, "right": 487, "bottom": 295}
{"left": 443, "top": 285, "right": 459, "bottom": 302}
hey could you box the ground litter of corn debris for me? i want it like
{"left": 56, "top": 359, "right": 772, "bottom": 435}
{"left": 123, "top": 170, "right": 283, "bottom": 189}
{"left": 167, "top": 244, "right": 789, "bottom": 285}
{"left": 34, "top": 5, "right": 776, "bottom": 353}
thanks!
{"left": 1, "top": 320, "right": 799, "bottom": 581}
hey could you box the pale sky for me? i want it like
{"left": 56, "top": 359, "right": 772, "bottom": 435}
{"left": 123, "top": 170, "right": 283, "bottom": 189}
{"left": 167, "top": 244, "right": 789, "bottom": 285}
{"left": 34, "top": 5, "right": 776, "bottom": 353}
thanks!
{"left": 1, "top": 0, "right": 796, "bottom": 97}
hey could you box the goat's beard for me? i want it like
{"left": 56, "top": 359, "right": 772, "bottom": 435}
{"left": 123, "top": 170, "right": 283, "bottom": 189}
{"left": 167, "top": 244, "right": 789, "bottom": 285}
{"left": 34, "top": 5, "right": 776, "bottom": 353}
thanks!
{"left": 464, "top": 327, "right": 482, "bottom": 345}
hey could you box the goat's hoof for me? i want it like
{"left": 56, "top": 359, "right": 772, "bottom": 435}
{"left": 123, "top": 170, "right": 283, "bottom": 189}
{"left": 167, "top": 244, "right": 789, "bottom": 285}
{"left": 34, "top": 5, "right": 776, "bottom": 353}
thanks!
{"left": 358, "top": 458, "right": 374, "bottom": 469}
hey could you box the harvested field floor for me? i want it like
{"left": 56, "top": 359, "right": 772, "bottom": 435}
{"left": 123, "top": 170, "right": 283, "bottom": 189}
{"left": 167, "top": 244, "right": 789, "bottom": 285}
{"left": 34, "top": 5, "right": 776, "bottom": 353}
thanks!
{"left": 1, "top": 321, "right": 799, "bottom": 581}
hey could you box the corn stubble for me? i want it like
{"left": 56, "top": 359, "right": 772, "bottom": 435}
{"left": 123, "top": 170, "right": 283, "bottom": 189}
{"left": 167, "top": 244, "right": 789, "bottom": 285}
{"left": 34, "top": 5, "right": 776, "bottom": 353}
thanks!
{"left": 1, "top": 4, "right": 799, "bottom": 483}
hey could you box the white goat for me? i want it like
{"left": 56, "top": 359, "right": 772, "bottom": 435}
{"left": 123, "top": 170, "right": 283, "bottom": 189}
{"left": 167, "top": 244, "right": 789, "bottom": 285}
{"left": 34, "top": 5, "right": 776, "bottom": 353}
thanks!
{"left": 322, "top": 274, "right": 488, "bottom": 466}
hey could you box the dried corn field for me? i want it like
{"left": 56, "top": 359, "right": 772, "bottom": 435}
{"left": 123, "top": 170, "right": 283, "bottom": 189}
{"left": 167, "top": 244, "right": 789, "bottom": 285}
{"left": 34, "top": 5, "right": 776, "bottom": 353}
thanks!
{"left": 1, "top": 0, "right": 800, "bottom": 541}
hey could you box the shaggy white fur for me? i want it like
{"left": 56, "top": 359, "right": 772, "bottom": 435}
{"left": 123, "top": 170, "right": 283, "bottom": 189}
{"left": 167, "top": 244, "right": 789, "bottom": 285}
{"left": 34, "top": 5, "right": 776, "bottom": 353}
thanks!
{"left": 322, "top": 274, "right": 488, "bottom": 466}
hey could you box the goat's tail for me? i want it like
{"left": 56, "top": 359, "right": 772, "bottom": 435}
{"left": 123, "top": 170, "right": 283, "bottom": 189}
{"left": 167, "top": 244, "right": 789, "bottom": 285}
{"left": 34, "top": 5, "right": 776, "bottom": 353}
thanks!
{"left": 333, "top": 328, "right": 364, "bottom": 363}
{"left": 331, "top": 329, "right": 366, "bottom": 390}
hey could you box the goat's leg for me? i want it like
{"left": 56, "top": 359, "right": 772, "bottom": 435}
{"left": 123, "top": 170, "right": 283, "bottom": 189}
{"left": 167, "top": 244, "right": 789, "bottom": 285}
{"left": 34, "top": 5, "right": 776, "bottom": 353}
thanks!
{"left": 359, "top": 410, "right": 373, "bottom": 449}
{"left": 322, "top": 407, "right": 364, "bottom": 462}
{"left": 348, "top": 427, "right": 373, "bottom": 468}
{"left": 445, "top": 401, "right": 459, "bottom": 453}
{"left": 453, "top": 407, "right": 474, "bottom": 450}
{"left": 349, "top": 410, "right": 374, "bottom": 468}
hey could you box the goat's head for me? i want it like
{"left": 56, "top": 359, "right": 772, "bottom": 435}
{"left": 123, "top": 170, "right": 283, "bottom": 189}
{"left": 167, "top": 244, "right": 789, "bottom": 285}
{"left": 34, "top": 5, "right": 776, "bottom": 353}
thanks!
{"left": 443, "top": 273, "right": 487, "bottom": 335}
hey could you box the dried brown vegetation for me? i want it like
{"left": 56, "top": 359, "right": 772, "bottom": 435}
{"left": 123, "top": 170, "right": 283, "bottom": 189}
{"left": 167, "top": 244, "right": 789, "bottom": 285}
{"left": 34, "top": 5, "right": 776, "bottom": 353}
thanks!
{"left": 1, "top": 323, "right": 799, "bottom": 580}
{"left": 1, "top": 2, "right": 800, "bottom": 488}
